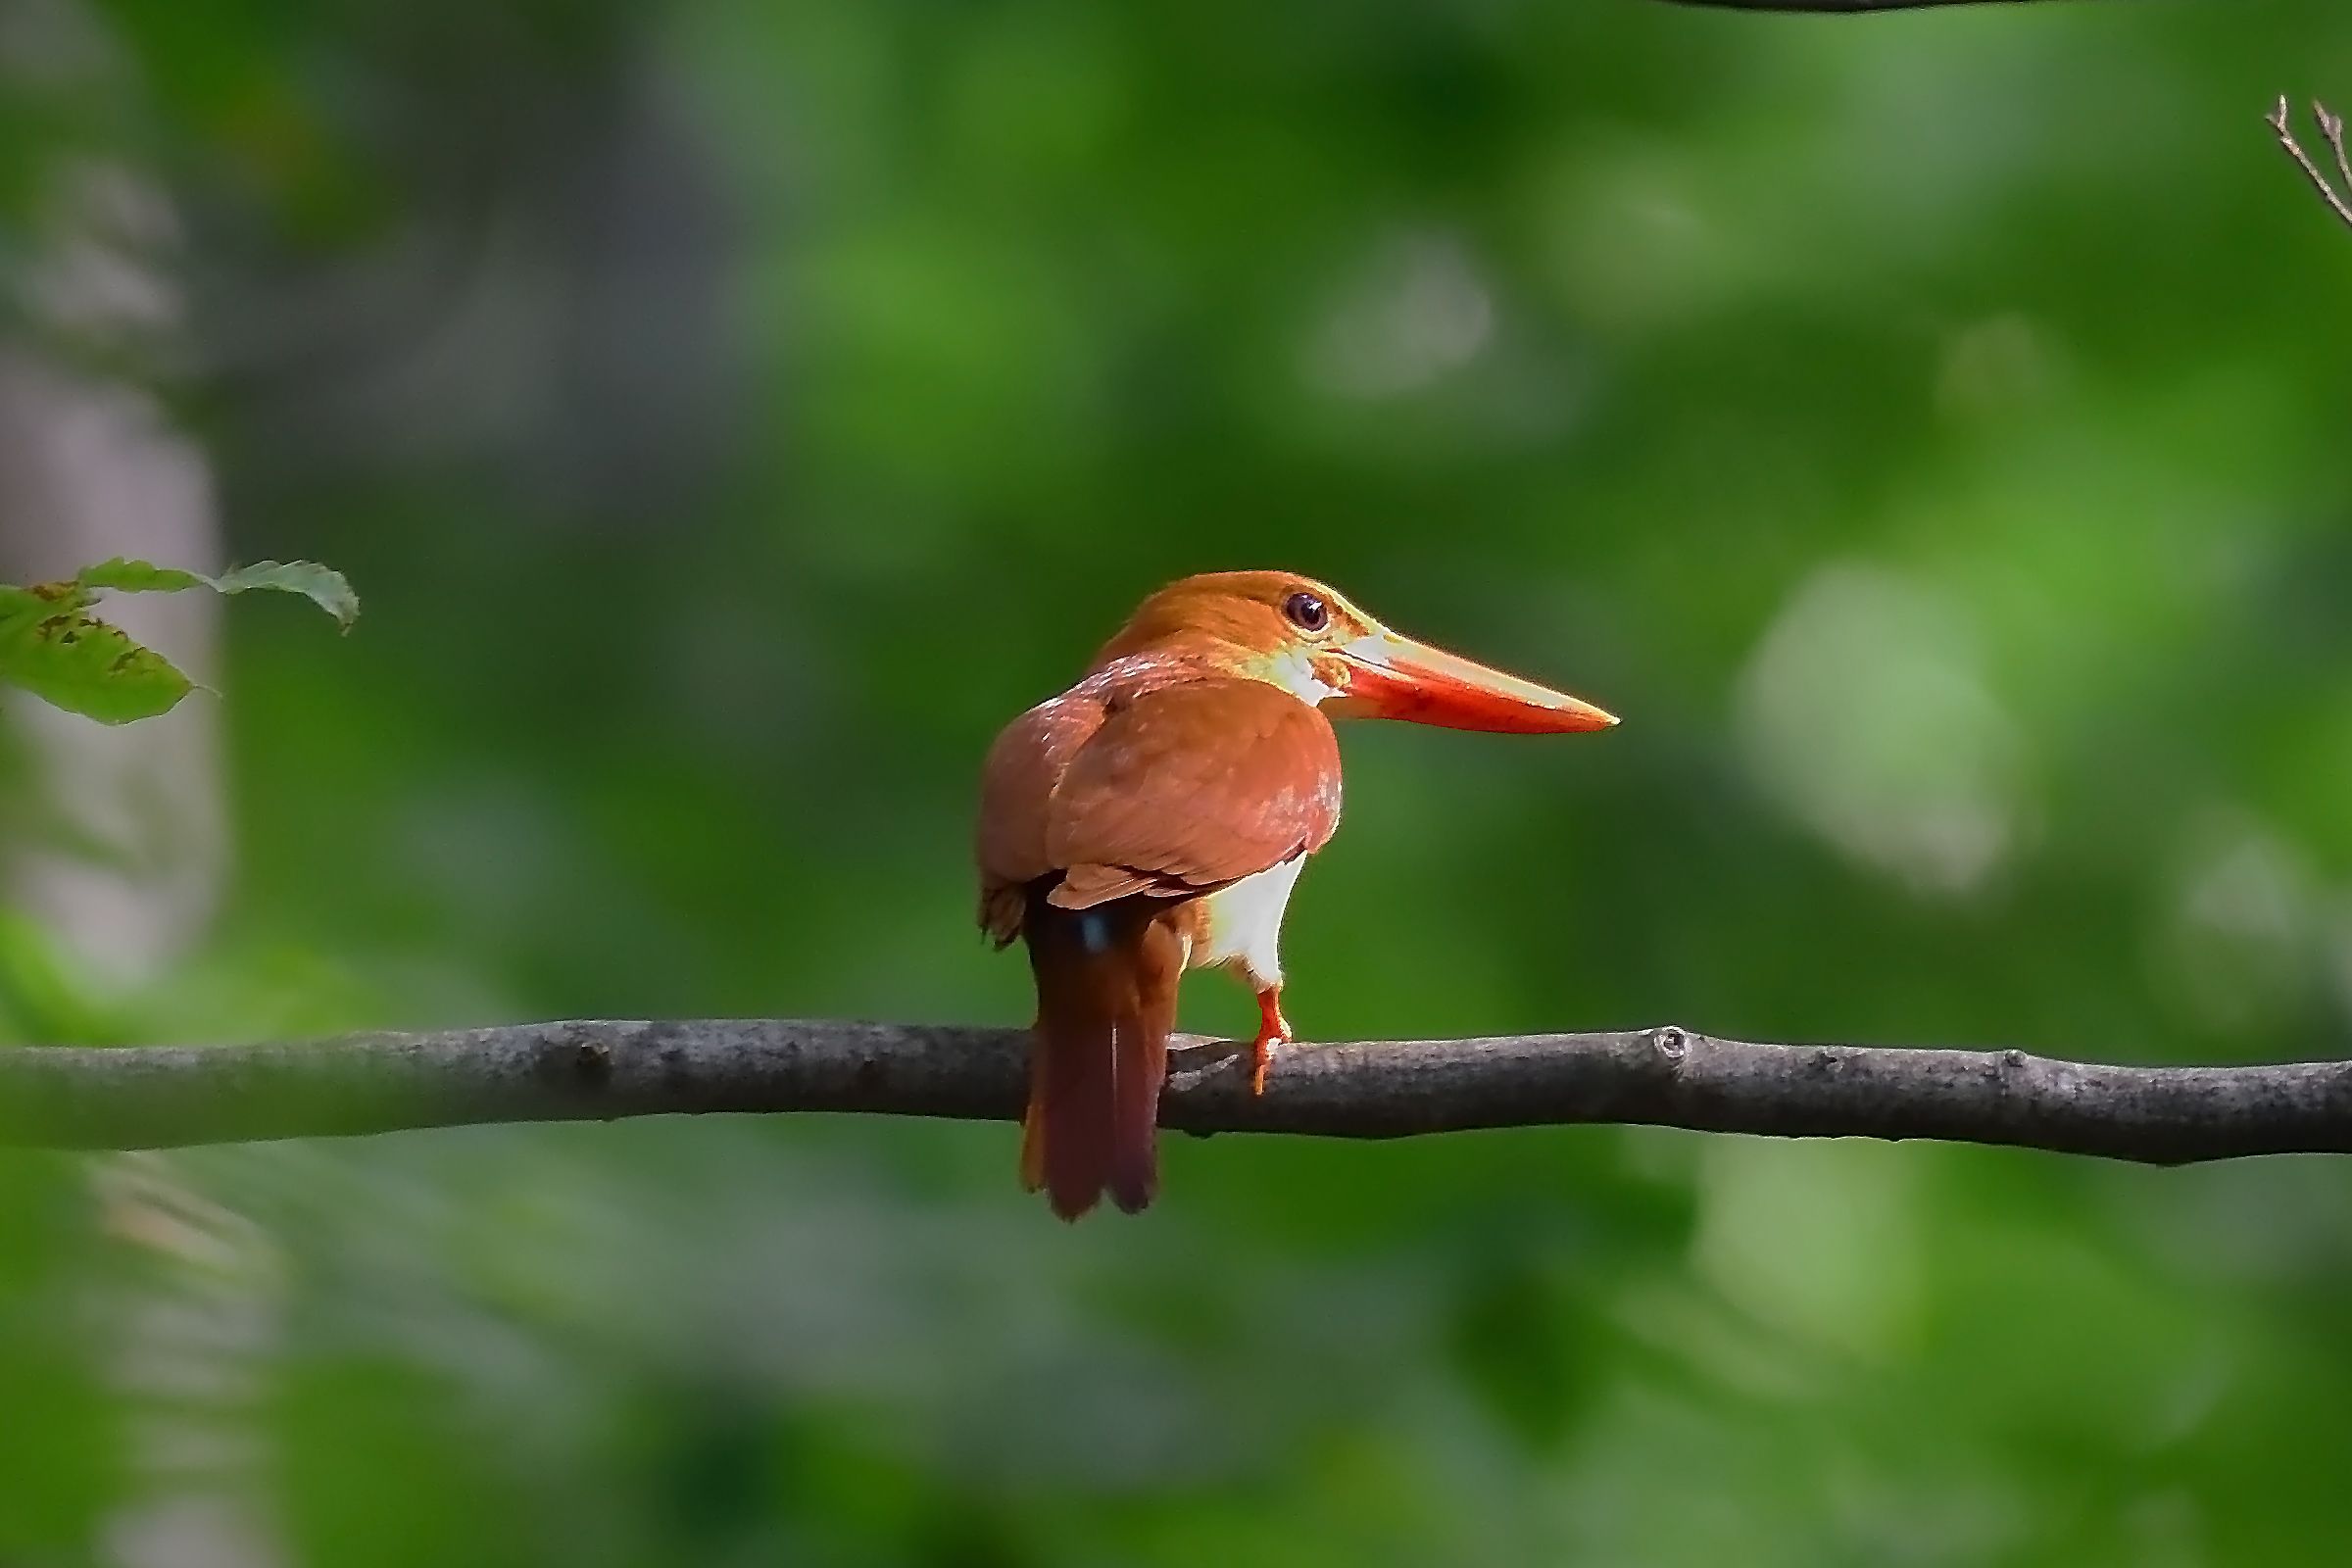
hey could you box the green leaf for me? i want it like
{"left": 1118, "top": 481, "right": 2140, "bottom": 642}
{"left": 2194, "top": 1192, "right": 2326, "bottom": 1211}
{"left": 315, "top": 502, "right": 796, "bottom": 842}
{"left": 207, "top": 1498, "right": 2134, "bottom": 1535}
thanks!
{"left": 0, "top": 590, "right": 193, "bottom": 725}
{"left": 0, "top": 581, "right": 90, "bottom": 629}
{"left": 208, "top": 559, "right": 361, "bottom": 631}
{"left": 72, "top": 556, "right": 360, "bottom": 631}
{"left": 72, "top": 557, "right": 207, "bottom": 594}
{"left": 0, "top": 557, "right": 356, "bottom": 722}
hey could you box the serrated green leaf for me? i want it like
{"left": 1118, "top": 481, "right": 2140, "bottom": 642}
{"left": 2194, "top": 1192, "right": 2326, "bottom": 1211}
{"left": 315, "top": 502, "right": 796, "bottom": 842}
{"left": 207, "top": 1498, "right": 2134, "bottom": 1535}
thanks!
{"left": 209, "top": 560, "right": 360, "bottom": 631}
{"left": 73, "top": 557, "right": 207, "bottom": 594}
{"left": 0, "top": 602, "right": 192, "bottom": 723}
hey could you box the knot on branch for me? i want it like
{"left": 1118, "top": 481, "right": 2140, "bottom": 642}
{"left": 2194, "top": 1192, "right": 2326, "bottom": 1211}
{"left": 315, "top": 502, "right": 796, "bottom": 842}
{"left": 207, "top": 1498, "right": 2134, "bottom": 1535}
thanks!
{"left": 534, "top": 1030, "right": 614, "bottom": 1091}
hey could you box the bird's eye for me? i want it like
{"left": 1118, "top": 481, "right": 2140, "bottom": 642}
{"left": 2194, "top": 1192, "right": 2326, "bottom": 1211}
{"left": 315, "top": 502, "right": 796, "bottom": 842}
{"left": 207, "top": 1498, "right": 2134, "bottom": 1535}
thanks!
{"left": 1283, "top": 592, "right": 1329, "bottom": 633}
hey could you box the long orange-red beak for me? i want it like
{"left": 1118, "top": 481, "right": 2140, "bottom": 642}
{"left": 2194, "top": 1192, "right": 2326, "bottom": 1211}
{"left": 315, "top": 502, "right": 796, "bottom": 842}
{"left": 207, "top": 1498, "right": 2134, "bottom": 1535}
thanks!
{"left": 1329, "top": 632, "right": 1618, "bottom": 734}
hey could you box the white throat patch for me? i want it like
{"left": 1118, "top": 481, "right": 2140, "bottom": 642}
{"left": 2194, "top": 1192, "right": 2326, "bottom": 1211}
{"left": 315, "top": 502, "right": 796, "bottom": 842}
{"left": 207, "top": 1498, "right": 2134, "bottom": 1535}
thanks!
{"left": 1260, "top": 647, "right": 1339, "bottom": 707}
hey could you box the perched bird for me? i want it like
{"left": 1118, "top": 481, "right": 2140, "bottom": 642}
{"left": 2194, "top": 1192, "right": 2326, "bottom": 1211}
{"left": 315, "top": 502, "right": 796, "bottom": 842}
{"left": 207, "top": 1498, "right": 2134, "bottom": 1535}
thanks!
{"left": 976, "top": 571, "right": 1616, "bottom": 1220}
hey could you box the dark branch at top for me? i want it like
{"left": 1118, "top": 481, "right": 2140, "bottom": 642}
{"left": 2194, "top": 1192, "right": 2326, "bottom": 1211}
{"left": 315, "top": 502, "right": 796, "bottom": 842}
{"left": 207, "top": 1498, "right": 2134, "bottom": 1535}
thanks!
{"left": 2, "top": 1018, "right": 2349, "bottom": 1165}
{"left": 1658, "top": 0, "right": 2087, "bottom": 12}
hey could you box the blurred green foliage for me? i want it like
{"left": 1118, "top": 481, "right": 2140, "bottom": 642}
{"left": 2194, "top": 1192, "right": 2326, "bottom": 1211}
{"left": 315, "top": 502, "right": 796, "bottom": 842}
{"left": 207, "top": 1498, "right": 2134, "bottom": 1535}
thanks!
{"left": 5, "top": 0, "right": 2352, "bottom": 1563}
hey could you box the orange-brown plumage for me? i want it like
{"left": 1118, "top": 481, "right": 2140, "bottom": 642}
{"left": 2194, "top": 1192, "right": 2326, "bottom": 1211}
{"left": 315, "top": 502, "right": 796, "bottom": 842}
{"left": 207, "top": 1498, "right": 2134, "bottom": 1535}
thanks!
{"left": 977, "top": 570, "right": 1614, "bottom": 1220}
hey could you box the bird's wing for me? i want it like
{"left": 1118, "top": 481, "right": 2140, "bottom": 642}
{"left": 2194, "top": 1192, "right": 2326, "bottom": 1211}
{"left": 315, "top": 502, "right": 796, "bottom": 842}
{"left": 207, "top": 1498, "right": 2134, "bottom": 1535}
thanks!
{"left": 978, "top": 675, "right": 1343, "bottom": 936}
{"left": 1049, "top": 677, "right": 1342, "bottom": 906}
{"left": 976, "top": 685, "right": 1107, "bottom": 942}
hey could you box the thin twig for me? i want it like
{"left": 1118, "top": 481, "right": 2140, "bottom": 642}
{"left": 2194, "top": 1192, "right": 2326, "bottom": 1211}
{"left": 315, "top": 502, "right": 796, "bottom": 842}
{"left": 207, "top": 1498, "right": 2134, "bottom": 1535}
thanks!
{"left": 2, "top": 1019, "right": 2350, "bottom": 1166}
{"left": 2320, "top": 102, "right": 2352, "bottom": 199}
{"left": 2268, "top": 95, "right": 2352, "bottom": 233}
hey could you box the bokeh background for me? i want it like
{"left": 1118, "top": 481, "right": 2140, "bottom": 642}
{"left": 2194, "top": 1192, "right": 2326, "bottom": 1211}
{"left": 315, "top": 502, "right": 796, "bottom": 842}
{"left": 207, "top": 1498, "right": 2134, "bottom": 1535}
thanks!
{"left": 4, "top": 0, "right": 2352, "bottom": 1562}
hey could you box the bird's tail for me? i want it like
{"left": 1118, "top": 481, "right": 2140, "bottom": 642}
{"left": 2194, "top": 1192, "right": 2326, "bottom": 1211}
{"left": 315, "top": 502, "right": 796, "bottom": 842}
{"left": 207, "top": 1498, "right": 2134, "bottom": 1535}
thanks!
{"left": 1019, "top": 893, "right": 1183, "bottom": 1220}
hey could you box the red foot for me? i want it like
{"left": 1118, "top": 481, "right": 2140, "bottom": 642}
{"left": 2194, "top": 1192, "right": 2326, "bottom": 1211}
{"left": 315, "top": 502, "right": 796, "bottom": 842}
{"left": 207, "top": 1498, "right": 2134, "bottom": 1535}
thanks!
{"left": 1250, "top": 988, "right": 1293, "bottom": 1097}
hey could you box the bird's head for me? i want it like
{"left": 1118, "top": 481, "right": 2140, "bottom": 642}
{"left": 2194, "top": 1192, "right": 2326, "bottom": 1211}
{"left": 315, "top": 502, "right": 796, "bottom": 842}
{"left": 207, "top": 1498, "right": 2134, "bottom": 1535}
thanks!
{"left": 1095, "top": 570, "right": 1618, "bottom": 734}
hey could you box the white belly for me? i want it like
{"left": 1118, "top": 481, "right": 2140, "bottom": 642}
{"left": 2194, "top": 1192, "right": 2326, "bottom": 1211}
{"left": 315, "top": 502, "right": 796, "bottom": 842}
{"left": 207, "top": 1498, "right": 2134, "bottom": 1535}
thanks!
{"left": 1191, "top": 856, "right": 1305, "bottom": 989}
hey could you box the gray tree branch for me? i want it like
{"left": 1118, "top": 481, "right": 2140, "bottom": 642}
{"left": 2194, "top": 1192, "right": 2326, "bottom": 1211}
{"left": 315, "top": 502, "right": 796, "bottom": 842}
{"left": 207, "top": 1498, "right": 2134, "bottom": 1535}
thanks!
{"left": 4, "top": 1019, "right": 2350, "bottom": 1165}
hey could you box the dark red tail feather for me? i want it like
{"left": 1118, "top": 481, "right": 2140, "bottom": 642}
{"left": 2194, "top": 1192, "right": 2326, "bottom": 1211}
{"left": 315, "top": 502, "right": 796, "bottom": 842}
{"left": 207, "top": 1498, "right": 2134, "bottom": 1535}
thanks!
{"left": 1020, "top": 893, "right": 1182, "bottom": 1220}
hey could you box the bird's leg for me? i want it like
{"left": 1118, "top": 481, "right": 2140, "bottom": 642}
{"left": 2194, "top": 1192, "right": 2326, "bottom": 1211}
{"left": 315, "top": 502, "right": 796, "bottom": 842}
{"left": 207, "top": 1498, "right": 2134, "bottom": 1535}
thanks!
{"left": 1250, "top": 987, "right": 1293, "bottom": 1097}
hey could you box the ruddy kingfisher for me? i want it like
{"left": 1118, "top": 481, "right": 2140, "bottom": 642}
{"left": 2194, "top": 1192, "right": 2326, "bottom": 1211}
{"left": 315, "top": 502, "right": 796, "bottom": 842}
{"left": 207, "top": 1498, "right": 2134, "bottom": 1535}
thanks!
{"left": 977, "top": 570, "right": 1616, "bottom": 1220}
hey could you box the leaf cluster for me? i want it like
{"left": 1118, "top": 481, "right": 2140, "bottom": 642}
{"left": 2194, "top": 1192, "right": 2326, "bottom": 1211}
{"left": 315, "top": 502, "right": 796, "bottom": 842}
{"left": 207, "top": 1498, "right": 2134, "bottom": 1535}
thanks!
{"left": 0, "top": 559, "right": 356, "bottom": 723}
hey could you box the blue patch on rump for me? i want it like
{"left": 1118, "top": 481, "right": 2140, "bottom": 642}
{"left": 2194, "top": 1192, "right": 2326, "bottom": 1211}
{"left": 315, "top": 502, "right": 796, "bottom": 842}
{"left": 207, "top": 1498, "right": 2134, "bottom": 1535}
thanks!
{"left": 1077, "top": 911, "right": 1111, "bottom": 955}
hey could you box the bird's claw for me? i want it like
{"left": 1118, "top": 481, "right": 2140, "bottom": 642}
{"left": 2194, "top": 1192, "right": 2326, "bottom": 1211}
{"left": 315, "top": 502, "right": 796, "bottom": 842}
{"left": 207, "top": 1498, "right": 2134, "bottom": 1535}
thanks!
{"left": 1249, "top": 991, "right": 1293, "bottom": 1097}
{"left": 1248, "top": 1035, "right": 1279, "bottom": 1097}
